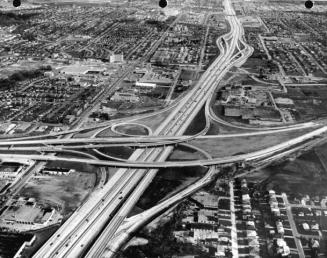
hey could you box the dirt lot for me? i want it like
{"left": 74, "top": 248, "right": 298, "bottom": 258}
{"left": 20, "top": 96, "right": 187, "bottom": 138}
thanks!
{"left": 19, "top": 172, "right": 96, "bottom": 217}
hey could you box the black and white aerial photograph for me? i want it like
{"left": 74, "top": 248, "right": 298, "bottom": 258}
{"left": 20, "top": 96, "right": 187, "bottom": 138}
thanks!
{"left": 0, "top": 0, "right": 326, "bottom": 257}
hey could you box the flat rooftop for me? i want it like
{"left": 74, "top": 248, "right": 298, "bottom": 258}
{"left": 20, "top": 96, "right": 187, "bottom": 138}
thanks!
{"left": 2, "top": 205, "right": 44, "bottom": 224}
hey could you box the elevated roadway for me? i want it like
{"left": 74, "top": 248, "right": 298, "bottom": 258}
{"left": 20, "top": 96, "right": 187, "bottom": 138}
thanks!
{"left": 32, "top": 0, "right": 249, "bottom": 256}
{"left": 86, "top": 5, "right": 312, "bottom": 254}
{"left": 29, "top": 0, "right": 318, "bottom": 257}
{"left": 1, "top": 125, "right": 327, "bottom": 169}
{"left": 0, "top": 120, "right": 318, "bottom": 148}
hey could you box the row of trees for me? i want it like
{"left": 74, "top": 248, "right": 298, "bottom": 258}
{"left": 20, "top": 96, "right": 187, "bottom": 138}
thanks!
{"left": 0, "top": 66, "right": 52, "bottom": 90}
{"left": 0, "top": 11, "right": 37, "bottom": 26}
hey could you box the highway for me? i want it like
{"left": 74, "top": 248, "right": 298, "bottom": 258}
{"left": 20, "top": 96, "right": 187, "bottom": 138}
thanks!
{"left": 12, "top": 0, "right": 323, "bottom": 257}
{"left": 0, "top": 3, "right": 323, "bottom": 258}
{"left": 91, "top": 157, "right": 216, "bottom": 257}
{"left": 0, "top": 0, "right": 323, "bottom": 257}
{"left": 32, "top": 0, "right": 250, "bottom": 256}
{"left": 85, "top": 4, "right": 261, "bottom": 256}
{"left": 0, "top": 121, "right": 318, "bottom": 149}
{"left": 29, "top": 0, "right": 286, "bottom": 257}
{"left": 97, "top": 130, "right": 327, "bottom": 256}
{"left": 1, "top": 125, "right": 327, "bottom": 169}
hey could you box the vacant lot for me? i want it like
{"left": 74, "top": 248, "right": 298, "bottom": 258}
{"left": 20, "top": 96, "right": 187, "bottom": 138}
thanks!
{"left": 134, "top": 108, "right": 173, "bottom": 132}
{"left": 246, "top": 146, "right": 327, "bottom": 197}
{"left": 276, "top": 86, "right": 327, "bottom": 121}
{"left": 20, "top": 172, "right": 96, "bottom": 216}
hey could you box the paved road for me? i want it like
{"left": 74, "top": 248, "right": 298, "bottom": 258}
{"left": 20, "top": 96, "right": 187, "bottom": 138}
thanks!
{"left": 0, "top": 121, "right": 317, "bottom": 147}
{"left": 2, "top": 125, "right": 327, "bottom": 169}
{"left": 22, "top": 1, "right": 327, "bottom": 257}
{"left": 282, "top": 193, "right": 306, "bottom": 258}
{"left": 32, "top": 0, "right": 248, "bottom": 256}
{"left": 2, "top": 161, "right": 44, "bottom": 197}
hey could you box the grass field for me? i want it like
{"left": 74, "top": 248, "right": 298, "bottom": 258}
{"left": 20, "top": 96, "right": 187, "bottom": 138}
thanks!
{"left": 190, "top": 128, "right": 314, "bottom": 158}
{"left": 19, "top": 172, "right": 96, "bottom": 216}
{"left": 99, "top": 146, "right": 134, "bottom": 159}
{"left": 133, "top": 108, "right": 173, "bottom": 132}
{"left": 168, "top": 145, "right": 208, "bottom": 160}
{"left": 246, "top": 142, "right": 327, "bottom": 197}
{"left": 95, "top": 109, "right": 173, "bottom": 137}
{"left": 207, "top": 120, "right": 256, "bottom": 134}
{"left": 132, "top": 147, "right": 208, "bottom": 213}
{"left": 115, "top": 124, "right": 149, "bottom": 136}
{"left": 96, "top": 127, "right": 122, "bottom": 138}
{"left": 73, "top": 128, "right": 102, "bottom": 138}
{"left": 315, "top": 145, "right": 327, "bottom": 171}
{"left": 134, "top": 165, "right": 206, "bottom": 212}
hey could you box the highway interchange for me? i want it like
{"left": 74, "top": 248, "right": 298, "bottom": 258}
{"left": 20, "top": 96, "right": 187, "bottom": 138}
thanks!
{"left": 34, "top": 0, "right": 255, "bottom": 256}
{"left": 1, "top": 0, "right": 327, "bottom": 257}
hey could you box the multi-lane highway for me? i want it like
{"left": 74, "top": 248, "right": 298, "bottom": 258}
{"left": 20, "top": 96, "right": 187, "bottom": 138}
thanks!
{"left": 0, "top": 120, "right": 318, "bottom": 149}
{"left": 9, "top": 0, "right": 324, "bottom": 257}
{"left": 32, "top": 0, "right": 251, "bottom": 257}
{"left": 1, "top": 124, "right": 327, "bottom": 169}
{"left": 2, "top": 0, "right": 322, "bottom": 257}
{"left": 85, "top": 3, "right": 263, "bottom": 257}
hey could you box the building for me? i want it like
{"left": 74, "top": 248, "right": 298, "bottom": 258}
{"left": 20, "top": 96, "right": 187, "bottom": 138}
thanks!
{"left": 276, "top": 220, "right": 285, "bottom": 236}
{"left": 192, "top": 229, "right": 218, "bottom": 241}
{"left": 63, "top": 115, "right": 76, "bottom": 124}
{"left": 110, "top": 54, "right": 124, "bottom": 63}
{"left": 110, "top": 91, "right": 140, "bottom": 102}
{"left": 60, "top": 65, "right": 90, "bottom": 75}
{"left": 60, "top": 65, "right": 106, "bottom": 76}
{"left": 0, "top": 198, "right": 62, "bottom": 232}
{"left": 0, "top": 163, "right": 24, "bottom": 179}
{"left": 273, "top": 238, "right": 290, "bottom": 257}
{"left": 40, "top": 167, "right": 75, "bottom": 176}
{"left": 100, "top": 106, "right": 117, "bottom": 115}
{"left": 14, "top": 123, "right": 31, "bottom": 133}
{"left": 192, "top": 192, "right": 218, "bottom": 210}
{"left": 274, "top": 97, "right": 294, "bottom": 105}
{"left": 5, "top": 123, "right": 16, "bottom": 134}
{"left": 135, "top": 82, "right": 157, "bottom": 89}
{"left": 224, "top": 107, "right": 241, "bottom": 117}
{"left": 134, "top": 82, "right": 157, "bottom": 93}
